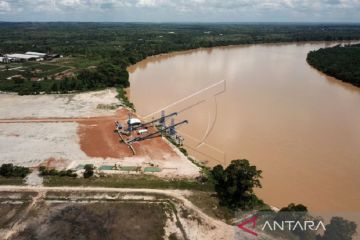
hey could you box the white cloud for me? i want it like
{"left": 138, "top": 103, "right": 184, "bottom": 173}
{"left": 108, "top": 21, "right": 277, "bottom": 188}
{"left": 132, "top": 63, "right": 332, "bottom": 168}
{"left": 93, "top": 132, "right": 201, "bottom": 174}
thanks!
{"left": 0, "top": 0, "right": 359, "bottom": 21}
{"left": 0, "top": 0, "right": 11, "bottom": 12}
{"left": 3, "top": 0, "right": 360, "bottom": 11}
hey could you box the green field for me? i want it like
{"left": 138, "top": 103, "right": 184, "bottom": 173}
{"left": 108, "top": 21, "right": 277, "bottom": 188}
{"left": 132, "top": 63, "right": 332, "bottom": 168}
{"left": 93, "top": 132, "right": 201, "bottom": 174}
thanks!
{"left": 44, "top": 174, "right": 214, "bottom": 191}
{"left": 0, "top": 177, "right": 24, "bottom": 185}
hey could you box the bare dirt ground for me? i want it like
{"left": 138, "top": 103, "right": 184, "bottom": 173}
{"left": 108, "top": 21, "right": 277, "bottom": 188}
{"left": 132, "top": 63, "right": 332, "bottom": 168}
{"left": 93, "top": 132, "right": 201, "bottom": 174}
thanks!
{"left": 0, "top": 89, "right": 120, "bottom": 119}
{"left": 12, "top": 202, "right": 168, "bottom": 240}
{"left": 24, "top": 169, "right": 43, "bottom": 186}
{"left": 0, "top": 122, "right": 90, "bottom": 167}
{"left": 0, "top": 186, "right": 242, "bottom": 240}
{"left": 0, "top": 89, "right": 199, "bottom": 178}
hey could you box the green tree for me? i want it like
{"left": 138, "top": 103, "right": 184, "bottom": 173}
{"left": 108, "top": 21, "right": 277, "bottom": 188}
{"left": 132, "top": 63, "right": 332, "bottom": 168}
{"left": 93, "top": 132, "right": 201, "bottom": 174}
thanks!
{"left": 0, "top": 164, "right": 30, "bottom": 178}
{"left": 13, "top": 77, "right": 25, "bottom": 84}
{"left": 275, "top": 203, "right": 315, "bottom": 240}
{"left": 39, "top": 166, "right": 77, "bottom": 177}
{"left": 31, "top": 82, "right": 41, "bottom": 95}
{"left": 51, "top": 82, "right": 58, "bottom": 92}
{"left": 278, "top": 203, "right": 308, "bottom": 213}
{"left": 307, "top": 44, "right": 360, "bottom": 87}
{"left": 211, "top": 159, "right": 263, "bottom": 209}
{"left": 83, "top": 164, "right": 94, "bottom": 178}
{"left": 0, "top": 164, "right": 14, "bottom": 177}
{"left": 317, "top": 217, "right": 357, "bottom": 240}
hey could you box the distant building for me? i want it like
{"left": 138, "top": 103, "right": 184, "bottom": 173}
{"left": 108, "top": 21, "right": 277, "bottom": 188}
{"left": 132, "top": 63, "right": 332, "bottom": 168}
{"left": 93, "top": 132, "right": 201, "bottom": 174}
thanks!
{"left": 25, "top": 52, "right": 47, "bottom": 57}
{"left": 2, "top": 51, "right": 61, "bottom": 62}
{"left": 0, "top": 56, "right": 9, "bottom": 63}
{"left": 5, "top": 54, "right": 41, "bottom": 62}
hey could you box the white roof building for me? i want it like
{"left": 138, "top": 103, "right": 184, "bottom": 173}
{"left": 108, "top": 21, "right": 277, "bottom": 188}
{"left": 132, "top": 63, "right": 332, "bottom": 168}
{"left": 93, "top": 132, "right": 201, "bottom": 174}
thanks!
{"left": 127, "top": 118, "right": 142, "bottom": 126}
{"left": 25, "top": 52, "right": 47, "bottom": 57}
{"left": 138, "top": 129, "right": 148, "bottom": 135}
{"left": 6, "top": 54, "right": 41, "bottom": 60}
{"left": 0, "top": 56, "right": 10, "bottom": 63}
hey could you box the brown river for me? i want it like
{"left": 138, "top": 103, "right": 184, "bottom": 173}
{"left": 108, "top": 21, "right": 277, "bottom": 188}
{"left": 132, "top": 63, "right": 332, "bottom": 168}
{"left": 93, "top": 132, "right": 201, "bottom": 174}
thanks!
{"left": 128, "top": 42, "right": 360, "bottom": 214}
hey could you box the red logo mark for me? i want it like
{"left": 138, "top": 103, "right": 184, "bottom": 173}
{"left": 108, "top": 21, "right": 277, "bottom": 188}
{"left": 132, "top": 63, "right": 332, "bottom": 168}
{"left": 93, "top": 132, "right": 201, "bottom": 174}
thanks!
{"left": 237, "top": 216, "right": 258, "bottom": 236}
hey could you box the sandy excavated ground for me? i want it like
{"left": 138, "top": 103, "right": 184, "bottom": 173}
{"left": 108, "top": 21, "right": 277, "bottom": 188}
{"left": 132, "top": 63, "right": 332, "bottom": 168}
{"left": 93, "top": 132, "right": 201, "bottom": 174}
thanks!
{"left": 0, "top": 122, "right": 88, "bottom": 167}
{"left": 0, "top": 89, "right": 120, "bottom": 119}
{"left": 0, "top": 89, "right": 199, "bottom": 178}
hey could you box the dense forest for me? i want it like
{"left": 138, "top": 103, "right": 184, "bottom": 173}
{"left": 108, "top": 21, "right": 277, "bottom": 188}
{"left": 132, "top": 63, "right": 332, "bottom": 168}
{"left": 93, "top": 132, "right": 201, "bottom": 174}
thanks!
{"left": 307, "top": 44, "right": 360, "bottom": 87}
{"left": 1, "top": 23, "right": 360, "bottom": 94}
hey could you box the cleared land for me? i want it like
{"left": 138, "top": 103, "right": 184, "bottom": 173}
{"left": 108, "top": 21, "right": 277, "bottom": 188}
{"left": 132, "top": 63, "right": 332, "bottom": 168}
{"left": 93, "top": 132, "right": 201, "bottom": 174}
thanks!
{"left": 0, "top": 186, "right": 242, "bottom": 240}
{"left": 0, "top": 88, "right": 120, "bottom": 119}
{"left": 0, "top": 62, "right": 71, "bottom": 81}
{"left": 13, "top": 202, "right": 168, "bottom": 240}
{"left": 0, "top": 89, "right": 199, "bottom": 178}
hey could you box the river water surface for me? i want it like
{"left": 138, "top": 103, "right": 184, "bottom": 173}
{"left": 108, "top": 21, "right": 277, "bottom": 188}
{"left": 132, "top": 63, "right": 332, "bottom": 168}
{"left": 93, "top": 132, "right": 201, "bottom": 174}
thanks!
{"left": 128, "top": 42, "right": 360, "bottom": 213}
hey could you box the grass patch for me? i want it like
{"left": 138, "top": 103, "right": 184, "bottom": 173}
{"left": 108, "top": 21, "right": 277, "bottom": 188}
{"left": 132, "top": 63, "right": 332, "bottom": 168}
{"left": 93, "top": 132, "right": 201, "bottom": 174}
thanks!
{"left": 57, "top": 56, "right": 104, "bottom": 69}
{"left": 43, "top": 174, "right": 214, "bottom": 191}
{"left": 116, "top": 87, "right": 135, "bottom": 110}
{"left": 0, "top": 177, "right": 24, "bottom": 185}
{"left": 186, "top": 191, "right": 235, "bottom": 223}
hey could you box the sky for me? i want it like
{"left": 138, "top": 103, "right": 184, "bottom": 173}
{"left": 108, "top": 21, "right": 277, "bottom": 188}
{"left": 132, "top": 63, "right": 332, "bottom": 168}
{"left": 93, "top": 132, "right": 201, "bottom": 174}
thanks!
{"left": 0, "top": 0, "right": 359, "bottom": 22}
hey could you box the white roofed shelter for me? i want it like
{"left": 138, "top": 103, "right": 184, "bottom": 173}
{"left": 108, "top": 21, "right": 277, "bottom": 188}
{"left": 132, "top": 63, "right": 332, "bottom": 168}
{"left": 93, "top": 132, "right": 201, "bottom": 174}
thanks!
{"left": 127, "top": 118, "right": 142, "bottom": 126}
{"left": 25, "top": 52, "right": 47, "bottom": 57}
{"left": 6, "top": 54, "right": 40, "bottom": 61}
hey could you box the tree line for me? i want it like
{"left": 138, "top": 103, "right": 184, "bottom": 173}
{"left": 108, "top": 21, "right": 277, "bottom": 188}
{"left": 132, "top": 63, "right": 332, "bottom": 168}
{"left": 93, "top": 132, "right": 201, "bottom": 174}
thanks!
{"left": 0, "top": 63, "right": 129, "bottom": 95}
{"left": 0, "top": 164, "right": 30, "bottom": 178}
{"left": 307, "top": 44, "right": 360, "bottom": 87}
{"left": 1, "top": 23, "right": 360, "bottom": 94}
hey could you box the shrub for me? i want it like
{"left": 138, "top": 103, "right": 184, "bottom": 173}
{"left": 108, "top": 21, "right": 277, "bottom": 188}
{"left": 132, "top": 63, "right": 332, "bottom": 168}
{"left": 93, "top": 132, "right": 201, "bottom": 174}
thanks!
{"left": 39, "top": 166, "right": 77, "bottom": 177}
{"left": 83, "top": 164, "right": 95, "bottom": 178}
{"left": 0, "top": 164, "right": 30, "bottom": 178}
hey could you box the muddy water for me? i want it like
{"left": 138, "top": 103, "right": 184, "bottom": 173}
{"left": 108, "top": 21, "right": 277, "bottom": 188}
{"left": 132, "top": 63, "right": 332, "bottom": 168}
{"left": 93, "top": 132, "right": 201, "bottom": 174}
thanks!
{"left": 128, "top": 42, "right": 360, "bottom": 213}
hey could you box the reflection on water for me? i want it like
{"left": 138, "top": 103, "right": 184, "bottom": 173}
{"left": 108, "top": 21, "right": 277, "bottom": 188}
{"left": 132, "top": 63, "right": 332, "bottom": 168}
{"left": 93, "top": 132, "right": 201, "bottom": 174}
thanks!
{"left": 129, "top": 42, "right": 360, "bottom": 213}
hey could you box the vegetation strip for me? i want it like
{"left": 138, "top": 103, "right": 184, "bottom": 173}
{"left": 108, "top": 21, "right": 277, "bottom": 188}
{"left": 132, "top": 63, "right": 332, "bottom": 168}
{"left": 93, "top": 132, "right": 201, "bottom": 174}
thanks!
{"left": 307, "top": 44, "right": 360, "bottom": 87}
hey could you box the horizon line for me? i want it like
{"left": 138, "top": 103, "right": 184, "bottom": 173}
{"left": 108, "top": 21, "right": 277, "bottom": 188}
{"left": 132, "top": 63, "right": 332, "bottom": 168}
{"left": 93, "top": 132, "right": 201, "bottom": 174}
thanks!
{"left": 0, "top": 21, "right": 360, "bottom": 25}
